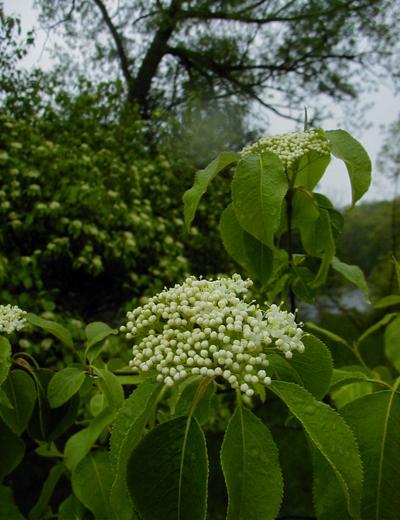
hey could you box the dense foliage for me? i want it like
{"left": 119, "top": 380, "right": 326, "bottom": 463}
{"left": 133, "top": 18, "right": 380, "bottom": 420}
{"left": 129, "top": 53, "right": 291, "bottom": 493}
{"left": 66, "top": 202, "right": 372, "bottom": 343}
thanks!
{"left": 0, "top": 79, "right": 241, "bottom": 320}
{"left": 0, "top": 108, "right": 180, "bottom": 316}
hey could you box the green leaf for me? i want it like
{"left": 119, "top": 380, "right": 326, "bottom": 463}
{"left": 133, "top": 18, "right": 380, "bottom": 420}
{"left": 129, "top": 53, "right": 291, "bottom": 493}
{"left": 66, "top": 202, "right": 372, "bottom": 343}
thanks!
{"left": 0, "top": 419, "right": 25, "bottom": 481}
{"left": 183, "top": 151, "right": 239, "bottom": 230}
{"left": 331, "top": 380, "right": 373, "bottom": 409}
{"left": 331, "top": 256, "right": 370, "bottom": 302}
{"left": 220, "top": 405, "right": 283, "bottom": 520}
{"left": 393, "top": 256, "right": 400, "bottom": 290}
{"left": 58, "top": 495, "right": 85, "bottom": 520}
{"left": 312, "top": 448, "right": 352, "bottom": 520}
{"left": 374, "top": 295, "right": 400, "bottom": 309}
{"left": 26, "top": 313, "right": 73, "bottom": 349}
{"left": 114, "top": 374, "right": 146, "bottom": 385}
{"left": 0, "top": 485, "right": 25, "bottom": 520}
{"left": 268, "top": 353, "right": 300, "bottom": 382}
{"left": 295, "top": 148, "right": 331, "bottom": 190}
{"left": 175, "top": 377, "right": 215, "bottom": 425}
{"left": 242, "top": 231, "right": 273, "bottom": 286}
{"left": 0, "top": 336, "right": 12, "bottom": 387}
{"left": 85, "top": 321, "right": 117, "bottom": 348}
{"left": 304, "top": 321, "right": 351, "bottom": 349}
{"left": 85, "top": 322, "right": 117, "bottom": 363}
{"left": 29, "top": 463, "right": 64, "bottom": 520}
{"left": 127, "top": 416, "right": 208, "bottom": 520}
{"left": 219, "top": 204, "right": 273, "bottom": 285}
{"left": 330, "top": 367, "right": 369, "bottom": 390}
{"left": 270, "top": 381, "right": 363, "bottom": 519}
{"left": 93, "top": 367, "right": 124, "bottom": 410}
{"left": 109, "top": 381, "right": 162, "bottom": 520}
{"left": 47, "top": 367, "right": 86, "bottom": 408}
{"left": 289, "top": 335, "right": 333, "bottom": 400}
{"left": 384, "top": 315, "right": 400, "bottom": 372}
{"left": 219, "top": 204, "right": 249, "bottom": 269}
{"left": 295, "top": 195, "right": 336, "bottom": 288}
{"left": 268, "top": 335, "right": 332, "bottom": 400}
{"left": 311, "top": 241, "right": 334, "bottom": 289}
{"left": 342, "top": 387, "right": 400, "bottom": 519}
{"left": 325, "top": 129, "right": 371, "bottom": 206}
{"left": 64, "top": 406, "right": 117, "bottom": 471}
{"left": 89, "top": 393, "right": 106, "bottom": 417}
{"left": 232, "top": 152, "right": 287, "bottom": 248}
{"left": 292, "top": 266, "right": 317, "bottom": 303}
{"left": 297, "top": 197, "right": 335, "bottom": 260}
{"left": 72, "top": 451, "right": 114, "bottom": 520}
{"left": 358, "top": 313, "right": 398, "bottom": 346}
{"left": 27, "top": 369, "right": 79, "bottom": 443}
{"left": 0, "top": 388, "right": 12, "bottom": 409}
{"left": 291, "top": 189, "right": 320, "bottom": 233}
{"left": 0, "top": 370, "right": 36, "bottom": 434}
{"left": 35, "top": 442, "right": 63, "bottom": 458}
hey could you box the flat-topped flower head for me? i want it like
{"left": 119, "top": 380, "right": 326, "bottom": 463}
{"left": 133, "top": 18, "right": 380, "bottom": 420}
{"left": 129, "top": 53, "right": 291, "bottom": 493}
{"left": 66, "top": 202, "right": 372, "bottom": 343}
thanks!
{"left": 0, "top": 304, "right": 27, "bottom": 334}
{"left": 121, "top": 275, "right": 305, "bottom": 397}
{"left": 240, "top": 130, "right": 331, "bottom": 170}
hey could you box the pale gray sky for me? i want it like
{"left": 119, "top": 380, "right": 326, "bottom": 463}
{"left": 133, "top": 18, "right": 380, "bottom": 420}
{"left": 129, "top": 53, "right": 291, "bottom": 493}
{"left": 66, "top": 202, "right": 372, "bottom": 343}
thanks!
{"left": 4, "top": 0, "right": 399, "bottom": 206}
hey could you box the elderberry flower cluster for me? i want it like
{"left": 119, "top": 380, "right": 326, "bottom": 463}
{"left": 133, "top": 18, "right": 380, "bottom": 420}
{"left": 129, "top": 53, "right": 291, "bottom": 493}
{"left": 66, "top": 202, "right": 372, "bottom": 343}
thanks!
{"left": 240, "top": 130, "right": 331, "bottom": 170}
{"left": 121, "top": 275, "right": 305, "bottom": 397}
{"left": 0, "top": 304, "right": 27, "bottom": 334}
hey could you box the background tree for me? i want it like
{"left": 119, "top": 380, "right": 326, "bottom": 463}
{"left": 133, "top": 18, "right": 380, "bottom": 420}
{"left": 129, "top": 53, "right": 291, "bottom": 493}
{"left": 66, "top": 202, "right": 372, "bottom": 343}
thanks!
{"left": 377, "top": 115, "right": 400, "bottom": 292}
{"left": 35, "top": 0, "right": 400, "bottom": 120}
{"left": 0, "top": 6, "right": 34, "bottom": 100}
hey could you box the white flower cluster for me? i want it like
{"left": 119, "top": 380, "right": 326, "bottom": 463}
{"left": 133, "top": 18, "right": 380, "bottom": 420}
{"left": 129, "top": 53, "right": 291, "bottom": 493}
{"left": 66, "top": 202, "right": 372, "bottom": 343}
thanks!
{"left": 240, "top": 130, "right": 331, "bottom": 170}
{"left": 121, "top": 275, "right": 305, "bottom": 397}
{"left": 0, "top": 304, "right": 27, "bottom": 334}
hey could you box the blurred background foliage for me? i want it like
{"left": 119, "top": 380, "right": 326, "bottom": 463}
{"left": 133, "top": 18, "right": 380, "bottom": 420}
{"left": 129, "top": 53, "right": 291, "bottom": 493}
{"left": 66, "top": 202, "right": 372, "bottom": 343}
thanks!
{"left": 1, "top": 1, "right": 400, "bottom": 327}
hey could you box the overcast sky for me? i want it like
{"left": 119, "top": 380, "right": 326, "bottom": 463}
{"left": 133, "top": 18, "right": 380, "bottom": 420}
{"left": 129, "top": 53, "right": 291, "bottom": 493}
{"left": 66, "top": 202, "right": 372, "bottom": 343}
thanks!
{"left": 4, "top": 0, "right": 399, "bottom": 207}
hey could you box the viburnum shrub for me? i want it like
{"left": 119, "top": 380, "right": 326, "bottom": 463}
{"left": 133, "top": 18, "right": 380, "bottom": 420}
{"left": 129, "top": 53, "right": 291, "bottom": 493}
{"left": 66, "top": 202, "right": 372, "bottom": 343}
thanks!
{"left": 0, "top": 107, "right": 191, "bottom": 318}
{"left": 184, "top": 127, "right": 371, "bottom": 306}
{"left": 2, "top": 126, "right": 400, "bottom": 520}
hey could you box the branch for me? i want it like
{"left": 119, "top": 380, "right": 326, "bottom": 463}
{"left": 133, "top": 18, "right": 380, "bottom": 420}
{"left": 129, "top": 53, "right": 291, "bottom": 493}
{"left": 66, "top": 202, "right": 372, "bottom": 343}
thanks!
{"left": 235, "top": 0, "right": 270, "bottom": 15}
{"left": 225, "top": 52, "right": 357, "bottom": 73}
{"left": 91, "top": 0, "right": 134, "bottom": 94}
{"left": 45, "top": 0, "right": 76, "bottom": 30}
{"left": 167, "top": 45, "right": 301, "bottom": 121}
{"left": 180, "top": 8, "right": 314, "bottom": 25}
{"left": 181, "top": 0, "right": 362, "bottom": 26}
{"left": 130, "top": 0, "right": 183, "bottom": 112}
{"left": 132, "top": 10, "right": 159, "bottom": 27}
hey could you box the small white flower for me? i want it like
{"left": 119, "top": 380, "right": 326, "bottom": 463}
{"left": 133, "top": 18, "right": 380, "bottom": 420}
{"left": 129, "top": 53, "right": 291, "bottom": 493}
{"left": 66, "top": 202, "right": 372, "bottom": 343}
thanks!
{"left": 122, "top": 275, "right": 305, "bottom": 397}
{"left": 241, "top": 130, "right": 330, "bottom": 170}
{"left": 0, "top": 305, "right": 27, "bottom": 334}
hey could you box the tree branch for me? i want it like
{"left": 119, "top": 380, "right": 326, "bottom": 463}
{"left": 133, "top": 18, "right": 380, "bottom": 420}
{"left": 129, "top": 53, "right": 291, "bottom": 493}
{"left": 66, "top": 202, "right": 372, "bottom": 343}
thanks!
{"left": 91, "top": 0, "right": 134, "bottom": 98}
{"left": 180, "top": 8, "right": 315, "bottom": 25}
{"left": 47, "top": 0, "right": 76, "bottom": 30}
{"left": 130, "top": 0, "right": 183, "bottom": 113}
{"left": 167, "top": 45, "right": 301, "bottom": 121}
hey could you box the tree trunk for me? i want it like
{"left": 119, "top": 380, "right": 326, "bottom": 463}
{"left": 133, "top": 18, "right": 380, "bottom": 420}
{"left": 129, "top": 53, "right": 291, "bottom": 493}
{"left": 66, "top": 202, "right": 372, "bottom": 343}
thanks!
{"left": 129, "top": 0, "right": 182, "bottom": 114}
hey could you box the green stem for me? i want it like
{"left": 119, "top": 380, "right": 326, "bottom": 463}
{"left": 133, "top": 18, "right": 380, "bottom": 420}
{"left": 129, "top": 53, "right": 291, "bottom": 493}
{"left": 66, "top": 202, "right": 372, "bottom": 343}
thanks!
{"left": 188, "top": 376, "right": 213, "bottom": 419}
{"left": 286, "top": 186, "right": 296, "bottom": 313}
{"left": 353, "top": 341, "right": 368, "bottom": 369}
{"left": 365, "top": 378, "right": 392, "bottom": 390}
{"left": 177, "top": 376, "right": 212, "bottom": 519}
